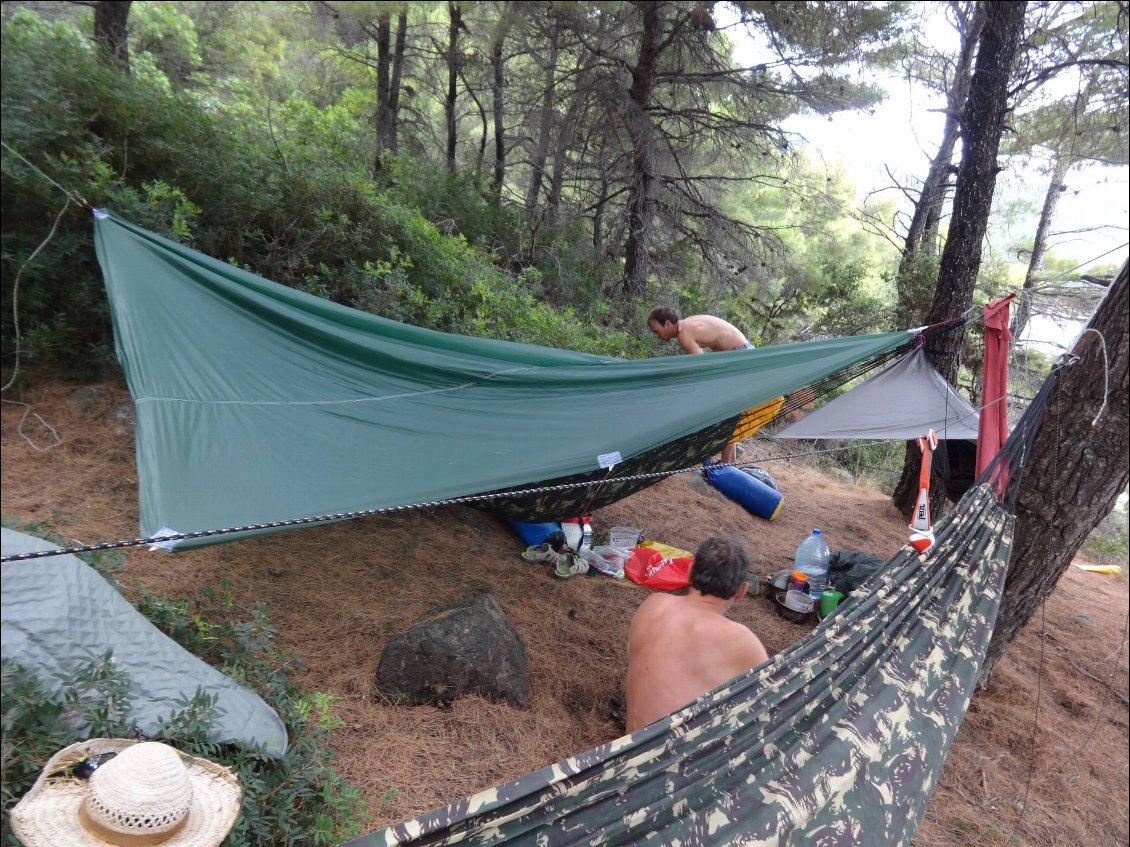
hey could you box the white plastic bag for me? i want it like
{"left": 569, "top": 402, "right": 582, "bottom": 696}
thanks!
{"left": 582, "top": 546, "right": 631, "bottom": 578}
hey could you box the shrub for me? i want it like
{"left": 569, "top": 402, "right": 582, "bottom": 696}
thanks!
{"left": 0, "top": 521, "right": 368, "bottom": 845}
{"left": 1082, "top": 495, "right": 1129, "bottom": 567}
{"left": 3, "top": 7, "right": 655, "bottom": 388}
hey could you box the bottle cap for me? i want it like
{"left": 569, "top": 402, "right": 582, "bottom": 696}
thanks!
{"left": 792, "top": 571, "right": 806, "bottom": 580}
{"left": 812, "top": 529, "right": 822, "bottom": 535}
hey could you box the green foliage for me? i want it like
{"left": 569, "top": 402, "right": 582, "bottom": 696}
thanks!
{"left": 0, "top": 520, "right": 369, "bottom": 845}
{"left": 893, "top": 252, "right": 940, "bottom": 328}
{"left": 0, "top": 9, "right": 233, "bottom": 379}
{"left": 1082, "top": 494, "right": 1129, "bottom": 567}
{"left": 2, "top": 656, "right": 135, "bottom": 847}
{"left": 1, "top": 8, "right": 649, "bottom": 380}
{"left": 134, "top": 584, "right": 369, "bottom": 845}
{"left": 131, "top": 2, "right": 204, "bottom": 87}
{"left": 817, "top": 439, "right": 907, "bottom": 492}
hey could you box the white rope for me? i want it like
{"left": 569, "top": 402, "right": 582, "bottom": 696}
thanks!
{"left": 1, "top": 198, "right": 72, "bottom": 393}
{"left": 1078, "top": 328, "right": 1110, "bottom": 427}
{"left": 0, "top": 399, "right": 62, "bottom": 451}
{"left": 0, "top": 140, "right": 90, "bottom": 207}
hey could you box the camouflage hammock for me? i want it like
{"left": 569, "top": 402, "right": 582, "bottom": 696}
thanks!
{"left": 345, "top": 481, "right": 1014, "bottom": 847}
{"left": 343, "top": 322, "right": 1049, "bottom": 847}
{"left": 339, "top": 368, "right": 1057, "bottom": 847}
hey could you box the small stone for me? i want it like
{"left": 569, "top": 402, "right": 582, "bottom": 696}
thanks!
{"left": 106, "top": 401, "right": 136, "bottom": 437}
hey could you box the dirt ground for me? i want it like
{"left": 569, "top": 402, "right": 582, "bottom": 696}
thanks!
{"left": 2, "top": 381, "right": 1127, "bottom": 846}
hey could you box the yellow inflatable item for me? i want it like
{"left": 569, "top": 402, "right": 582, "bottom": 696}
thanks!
{"left": 728, "top": 396, "right": 785, "bottom": 445}
{"left": 1072, "top": 563, "right": 1123, "bottom": 575}
{"left": 638, "top": 540, "right": 694, "bottom": 560}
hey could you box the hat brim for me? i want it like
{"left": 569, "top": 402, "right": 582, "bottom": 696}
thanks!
{"left": 11, "top": 739, "right": 241, "bottom": 847}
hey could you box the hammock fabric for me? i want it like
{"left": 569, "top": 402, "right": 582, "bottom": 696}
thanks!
{"left": 346, "top": 484, "right": 1013, "bottom": 847}
{"left": 92, "top": 211, "right": 914, "bottom": 545}
{"left": 343, "top": 359, "right": 1053, "bottom": 847}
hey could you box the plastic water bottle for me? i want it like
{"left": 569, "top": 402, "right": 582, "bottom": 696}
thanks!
{"left": 795, "top": 529, "right": 831, "bottom": 600}
{"left": 562, "top": 517, "right": 593, "bottom": 552}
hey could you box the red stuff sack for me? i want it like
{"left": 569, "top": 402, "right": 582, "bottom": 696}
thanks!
{"left": 623, "top": 547, "right": 694, "bottom": 590}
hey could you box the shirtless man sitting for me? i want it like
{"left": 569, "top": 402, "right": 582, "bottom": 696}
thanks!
{"left": 646, "top": 306, "right": 754, "bottom": 463}
{"left": 625, "top": 535, "right": 769, "bottom": 733}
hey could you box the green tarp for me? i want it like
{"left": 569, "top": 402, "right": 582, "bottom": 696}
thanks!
{"left": 92, "top": 210, "right": 910, "bottom": 545}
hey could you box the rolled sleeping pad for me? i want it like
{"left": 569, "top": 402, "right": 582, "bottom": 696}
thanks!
{"left": 704, "top": 463, "right": 783, "bottom": 520}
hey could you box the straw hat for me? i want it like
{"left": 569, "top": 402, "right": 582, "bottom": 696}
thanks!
{"left": 11, "top": 739, "right": 241, "bottom": 847}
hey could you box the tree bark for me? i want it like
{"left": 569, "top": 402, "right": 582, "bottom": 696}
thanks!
{"left": 892, "top": 0, "right": 1028, "bottom": 516}
{"left": 1011, "top": 156, "right": 1071, "bottom": 340}
{"left": 445, "top": 2, "right": 462, "bottom": 174}
{"left": 389, "top": 11, "right": 407, "bottom": 156}
{"left": 547, "top": 75, "right": 595, "bottom": 224}
{"left": 621, "top": 0, "right": 663, "bottom": 297}
{"left": 93, "top": 0, "right": 132, "bottom": 72}
{"left": 592, "top": 142, "right": 611, "bottom": 254}
{"left": 980, "top": 260, "right": 1129, "bottom": 684}
{"left": 373, "top": 10, "right": 392, "bottom": 175}
{"left": 524, "top": 18, "right": 561, "bottom": 216}
{"left": 897, "top": 1, "right": 985, "bottom": 296}
{"left": 490, "top": 7, "right": 510, "bottom": 202}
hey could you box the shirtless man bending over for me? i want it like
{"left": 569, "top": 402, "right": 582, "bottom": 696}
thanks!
{"left": 646, "top": 306, "right": 754, "bottom": 463}
{"left": 646, "top": 306, "right": 753, "bottom": 355}
{"left": 625, "top": 535, "right": 769, "bottom": 733}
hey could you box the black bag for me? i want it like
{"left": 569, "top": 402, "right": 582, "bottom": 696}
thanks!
{"left": 827, "top": 550, "right": 885, "bottom": 595}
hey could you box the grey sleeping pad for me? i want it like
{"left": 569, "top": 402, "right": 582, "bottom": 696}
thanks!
{"left": 1, "top": 528, "right": 287, "bottom": 756}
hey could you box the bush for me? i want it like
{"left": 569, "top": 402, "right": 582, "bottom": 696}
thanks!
{"left": 0, "top": 522, "right": 368, "bottom": 845}
{"left": 2, "top": 655, "right": 135, "bottom": 847}
{"left": 1082, "top": 495, "right": 1129, "bottom": 567}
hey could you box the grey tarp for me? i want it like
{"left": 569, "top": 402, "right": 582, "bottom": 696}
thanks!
{"left": 772, "top": 347, "right": 981, "bottom": 441}
{"left": 0, "top": 528, "right": 287, "bottom": 756}
{"left": 344, "top": 483, "right": 1013, "bottom": 846}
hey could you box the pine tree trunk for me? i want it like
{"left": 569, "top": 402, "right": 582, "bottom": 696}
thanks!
{"left": 892, "top": 0, "right": 1028, "bottom": 516}
{"left": 980, "top": 261, "right": 1129, "bottom": 684}
{"left": 490, "top": 13, "right": 508, "bottom": 202}
{"left": 1011, "top": 157, "right": 1071, "bottom": 341}
{"left": 895, "top": 3, "right": 983, "bottom": 326}
{"left": 621, "top": 1, "right": 663, "bottom": 297}
{"left": 445, "top": 3, "right": 462, "bottom": 174}
{"left": 93, "top": 0, "right": 132, "bottom": 71}
{"left": 373, "top": 10, "right": 392, "bottom": 175}
{"left": 388, "top": 11, "right": 407, "bottom": 156}
{"left": 524, "top": 20, "right": 561, "bottom": 216}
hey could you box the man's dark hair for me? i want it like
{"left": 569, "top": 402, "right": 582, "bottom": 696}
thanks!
{"left": 690, "top": 535, "right": 750, "bottom": 599}
{"left": 647, "top": 306, "right": 679, "bottom": 326}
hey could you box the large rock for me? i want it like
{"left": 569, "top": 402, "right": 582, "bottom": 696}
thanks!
{"left": 375, "top": 593, "right": 529, "bottom": 708}
{"left": 69, "top": 386, "right": 106, "bottom": 415}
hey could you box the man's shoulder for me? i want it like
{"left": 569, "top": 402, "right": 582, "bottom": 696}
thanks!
{"left": 632, "top": 591, "right": 693, "bottom": 628}
{"left": 635, "top": 591, "right": 680, "bottom": 617}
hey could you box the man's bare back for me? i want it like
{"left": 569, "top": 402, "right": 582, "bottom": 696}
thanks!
{"left": 672, "top": 314, "right": 751, "bottom": 354}
{"left": 647, "top": 311, "right": 751, "bottom": 355}
{"left": 626, "top": 573, "right": 768, "bottom": 732}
